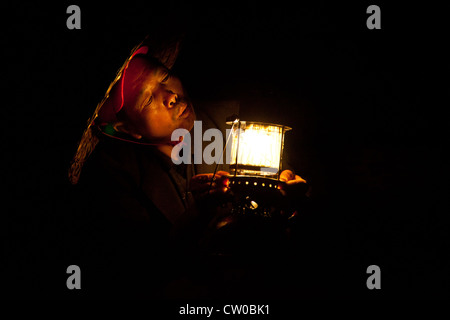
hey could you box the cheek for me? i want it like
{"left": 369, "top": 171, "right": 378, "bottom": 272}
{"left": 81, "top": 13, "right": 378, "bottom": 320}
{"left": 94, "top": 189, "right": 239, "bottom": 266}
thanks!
{"left": 140, "top": 107, "right": 176, "bottom": 138}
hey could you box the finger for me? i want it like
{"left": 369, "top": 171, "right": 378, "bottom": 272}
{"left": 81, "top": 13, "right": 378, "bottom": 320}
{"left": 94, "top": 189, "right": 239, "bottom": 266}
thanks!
{"left": 216, "top": 171, "right": 230, "bottom": 177}
{"left": 285, "top": 175, "right": 307, "bottom": 185}
{"left": 208, "top": 186, "right": 229, "bottom": 195}
{"left": 210, "top": 172, "right": 229, "bottom": 187}
{"left": 193, "top": 172, "right": 227, "bottom": 183}
{"left": 191, "top": 173, "right": 213, "bottom": 183}
{"left": 279, "top": 170, "right": 295, "bottom": 182}
{"left": 190, "top": 173, "right": 230, "bottom": 194}
{"left": 191, "top": 173, "right": 222, "bottom": 187}
{"left": 198, "top": 186, "right": 230, "bottom": 201}
{"left": 215, "top": 176, "right": 229, "bottom": 187}
{"left": 191, "top": 180, "right": 230, "bottom": 194}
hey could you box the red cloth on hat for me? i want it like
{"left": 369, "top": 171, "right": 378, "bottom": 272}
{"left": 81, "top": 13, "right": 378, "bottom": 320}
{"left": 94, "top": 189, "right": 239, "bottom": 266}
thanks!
{"left": 98, "top": 46, "right": 149, "bottom": 124}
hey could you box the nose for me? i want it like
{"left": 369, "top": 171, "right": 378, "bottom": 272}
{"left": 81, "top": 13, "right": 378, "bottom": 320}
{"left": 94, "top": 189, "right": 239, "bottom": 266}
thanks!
{"left": 164, "top": 91, "right": 178, "bottom": 109}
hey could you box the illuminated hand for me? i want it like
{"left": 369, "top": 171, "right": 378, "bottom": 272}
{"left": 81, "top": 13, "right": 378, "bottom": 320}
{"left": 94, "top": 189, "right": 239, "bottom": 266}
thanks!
{"left": 190, "top": 171, "right": 231, "bottom": 206}
{"left": 279, "top": 170, "right": 307, "bottom": 185}
{"left": 275, "top": 170, "right": 309, "bottom": 218}
{"left": 279, "top": 170, "right": 308, "bottom": 195}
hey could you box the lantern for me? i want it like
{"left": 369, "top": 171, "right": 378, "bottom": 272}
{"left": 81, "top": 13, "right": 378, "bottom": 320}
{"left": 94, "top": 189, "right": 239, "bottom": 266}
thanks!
{"left": 225, "top": 119, "right": 292, "bottom": 216}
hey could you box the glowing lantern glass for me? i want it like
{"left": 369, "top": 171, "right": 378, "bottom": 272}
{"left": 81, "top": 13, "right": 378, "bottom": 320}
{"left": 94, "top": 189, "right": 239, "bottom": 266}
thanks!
{"left": 227, "top": 121, "right": 291, "bottom": 179}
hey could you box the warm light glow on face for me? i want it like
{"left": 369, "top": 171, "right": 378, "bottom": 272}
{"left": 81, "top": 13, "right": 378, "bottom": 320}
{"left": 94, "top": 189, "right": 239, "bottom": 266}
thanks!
{"left": 230, "top": 122, "right": 290, "bottom": 176}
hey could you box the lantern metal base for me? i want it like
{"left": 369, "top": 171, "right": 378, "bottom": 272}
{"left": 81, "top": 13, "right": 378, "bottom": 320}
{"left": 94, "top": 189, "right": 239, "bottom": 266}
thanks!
{"left": 228, "top": 175, "right": 286, "bottom": 218}
{"left": 206, "top": 175, "right": 296, "bottom": 257}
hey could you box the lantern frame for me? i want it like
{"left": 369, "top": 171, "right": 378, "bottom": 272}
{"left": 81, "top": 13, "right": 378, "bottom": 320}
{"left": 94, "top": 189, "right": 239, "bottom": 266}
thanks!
{"left": 225, "top": 119, "right": 292, "bottom": 217}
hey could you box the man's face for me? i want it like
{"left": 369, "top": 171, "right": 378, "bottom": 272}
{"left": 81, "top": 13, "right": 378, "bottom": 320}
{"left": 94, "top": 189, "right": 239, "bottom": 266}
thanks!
{"left": 121, "top": 56, "right": 195, "bottom": 142}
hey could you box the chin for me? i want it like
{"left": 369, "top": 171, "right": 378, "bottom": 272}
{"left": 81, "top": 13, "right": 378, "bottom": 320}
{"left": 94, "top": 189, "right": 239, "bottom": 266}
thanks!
{"left": 186, "top": 118, "right": 195, "bottom": 132}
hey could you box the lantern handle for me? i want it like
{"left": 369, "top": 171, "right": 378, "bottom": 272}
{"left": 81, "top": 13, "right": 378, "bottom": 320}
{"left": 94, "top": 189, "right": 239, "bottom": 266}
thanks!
{"left": 208, "top": 116, "right": 240, "bottom": 194}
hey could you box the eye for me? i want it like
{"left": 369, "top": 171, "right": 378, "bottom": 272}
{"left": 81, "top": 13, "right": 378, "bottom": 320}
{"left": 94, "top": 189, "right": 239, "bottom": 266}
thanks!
{"left": 161, "top": 72, "right": 170, "bottom": 83}
{"left": 143, "top": 95, "right": 153, "bottom": 108}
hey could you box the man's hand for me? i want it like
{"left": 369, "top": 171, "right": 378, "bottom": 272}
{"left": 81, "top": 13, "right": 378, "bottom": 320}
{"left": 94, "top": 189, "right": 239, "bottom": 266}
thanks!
{"left": 278, "top": 170, "right": 309, "bottom": 196}
{"left": 190, "top": 171, "right": 231, "bottom": 206}
{"left": 276, "top": 170, "right": 309, "bottom": 218}
{"left": 279, "top": 170, "right": 307, "bottom": 185}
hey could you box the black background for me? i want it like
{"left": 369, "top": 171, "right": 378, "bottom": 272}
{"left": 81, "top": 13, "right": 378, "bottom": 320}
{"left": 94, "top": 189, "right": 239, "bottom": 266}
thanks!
{"left": 4, "top": 1, "right": 449, "bottom": 300}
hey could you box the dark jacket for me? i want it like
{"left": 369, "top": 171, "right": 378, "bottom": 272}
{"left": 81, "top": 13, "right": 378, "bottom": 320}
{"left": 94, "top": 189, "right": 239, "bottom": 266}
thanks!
{"left": 63, "top": 102, "right": 241, "bottom": 298}
{"left": 65, "top": 134, "right": 208, "bottom": 298}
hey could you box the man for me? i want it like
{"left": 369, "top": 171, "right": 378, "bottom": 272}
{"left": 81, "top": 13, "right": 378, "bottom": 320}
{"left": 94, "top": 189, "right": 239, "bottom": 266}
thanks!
{"left": 66, "top": 36, "right": 307, "bottom": 298}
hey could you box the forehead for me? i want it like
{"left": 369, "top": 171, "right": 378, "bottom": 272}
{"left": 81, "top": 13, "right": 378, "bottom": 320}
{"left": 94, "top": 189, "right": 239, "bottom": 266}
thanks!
{"left": 135, "top": 57, "right": 168, "bottom": 80}
{"left": 164, "top": 74, "right": 184, "bottom": 92}
{"left": 126, "top": 56, "right": 184, "bottom": 93}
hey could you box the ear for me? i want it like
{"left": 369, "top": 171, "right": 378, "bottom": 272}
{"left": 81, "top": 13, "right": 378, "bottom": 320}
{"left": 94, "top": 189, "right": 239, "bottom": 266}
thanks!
{"left": 113, "top": 122, "right": 143, "bottom": 140}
